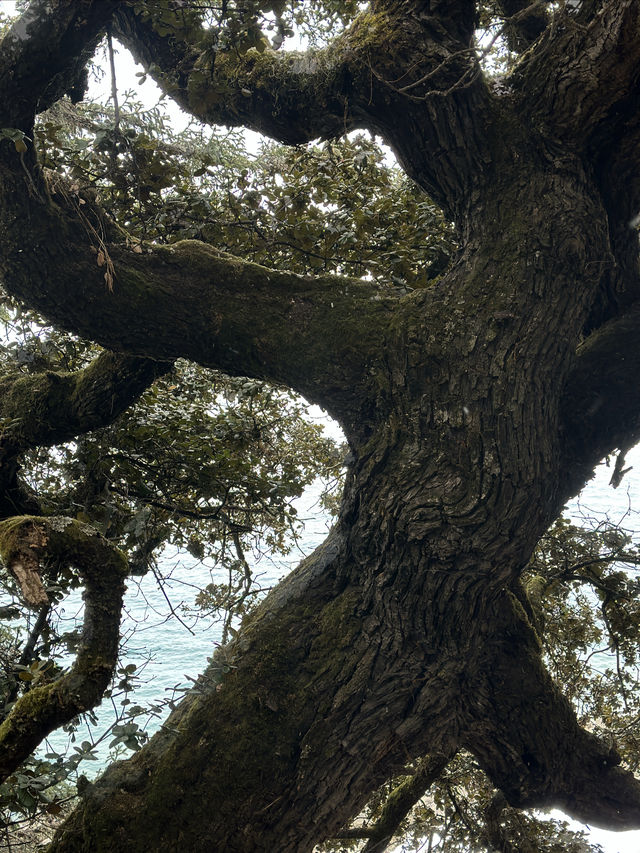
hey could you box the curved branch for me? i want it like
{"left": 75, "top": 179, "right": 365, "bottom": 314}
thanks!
{"left": 463, "top": 590, "right": 640, "bottom": 830}
{"left": 1, "top": 0, "right": 496, "bottom": 230}
{"left": 0, "top": 0, "right": 113, "bottom": 130}
{"left": 113, "top": 1, "right": 495, "bottom": 218}
{"left": 0, "top": 172, "right": 400, "bottom": 432}
{"left": 0, "top": 516, "right": 127, "bottom": 782}
{"left": 0, "top": 352, "right": 170, "bottom": 521}
{"left": 112, "top": 4, "right": 358, "bottom": 146}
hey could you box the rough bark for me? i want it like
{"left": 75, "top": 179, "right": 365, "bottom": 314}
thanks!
{"left": 0, "top": 0, "right": 640, "bottom": 851}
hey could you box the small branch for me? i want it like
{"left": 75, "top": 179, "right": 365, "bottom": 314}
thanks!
{"left": 333, "top": 752, "right": 454, "bottom": 853}
{"left": 106, "top": 27, "right": 120, "bottom": 134}
{"left": 17, "top": 603, "right": 50, "bottom": 670}
{"left": 4, "top": 602, "right": 50, "bottom": 707}
{"left": 610, "top": 450, "right": 633, "bottom": 489}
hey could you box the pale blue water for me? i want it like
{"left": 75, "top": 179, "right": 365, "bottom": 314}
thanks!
{"left": 40, "top": 483, "right": 333, "bottom": 763}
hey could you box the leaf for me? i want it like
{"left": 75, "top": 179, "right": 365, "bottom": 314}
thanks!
{"left": 96, "top": 250, "right": 106, "bottom": 267}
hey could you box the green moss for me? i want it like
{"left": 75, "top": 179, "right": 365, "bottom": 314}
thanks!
{"left": 0, "top": 515, "right": 37, "bottom": 560}
{"left": 0, "top": 681, "right": 56, "bottom": 751}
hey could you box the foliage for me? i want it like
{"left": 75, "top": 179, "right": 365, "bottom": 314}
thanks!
{"left": 34, "top": 95, "right": 455, "bottom": 285}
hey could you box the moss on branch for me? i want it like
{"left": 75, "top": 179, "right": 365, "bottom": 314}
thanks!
{"left": 0, "top": 352, "right": 170, "bottom": 454}
{"left": 0, "top": 516, "right": 127, "bottom": 782}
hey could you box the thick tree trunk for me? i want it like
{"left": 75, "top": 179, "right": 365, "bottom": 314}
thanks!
{"left": 46, "top": 155, "right": 640, "bottom": 851}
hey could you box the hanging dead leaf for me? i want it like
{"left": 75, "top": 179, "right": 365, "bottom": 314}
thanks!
{"left": 104, "top": 271, "right": 114, "bottom": 291}
{"left": 97, "top": 250, "right": 106, "bottom": 267}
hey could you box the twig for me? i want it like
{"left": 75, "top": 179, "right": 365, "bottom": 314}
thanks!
{"left": 107, "top": 27, "right": 120, "bottom": 134}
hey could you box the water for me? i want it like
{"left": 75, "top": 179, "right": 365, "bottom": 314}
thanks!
{"left": 40, "top": 482, "right": 333, "bottom": 763}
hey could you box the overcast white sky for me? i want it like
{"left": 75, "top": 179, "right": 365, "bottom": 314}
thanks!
{"left": 3, "top": 1, "right": 640, "bottom": 850}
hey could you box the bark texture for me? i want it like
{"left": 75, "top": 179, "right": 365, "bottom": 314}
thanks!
{"left": 1, "top": 0, "right": 640, "bottom": 851}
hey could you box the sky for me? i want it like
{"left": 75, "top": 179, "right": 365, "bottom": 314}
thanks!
{"left": 3, "top": 1, "right": 640, "bottom": 850}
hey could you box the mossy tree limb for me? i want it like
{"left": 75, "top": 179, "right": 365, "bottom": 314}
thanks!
{"left": 0, "top": 515, "right": 127, "bottom": 782}
{"left": 0, "top": 352, "right": 170, "bottom": 520}
{"left": 0, "top": 352, "right": 171, "bottom": 456}
{"left": 0, "top": 173, "right": 402, "bottom": 428}
{"left": 113, "top": 0, "right": 492, "bottom": 219}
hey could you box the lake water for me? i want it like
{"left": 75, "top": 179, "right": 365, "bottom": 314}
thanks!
{"left": 33, "top": 444, "right": 640, "bottom": 852}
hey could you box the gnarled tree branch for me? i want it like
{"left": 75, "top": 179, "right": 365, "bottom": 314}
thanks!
{"left": 0, "top": 351, "right": 170, "bottom": 520}
{"left": 0, "top": 351, "right": 171, "bottom": 455}
{"left": 0, "top": 515, "right": 127, "bottom": 782}
{"left": 0, "top": 168, "right": 400, "bottom": 433}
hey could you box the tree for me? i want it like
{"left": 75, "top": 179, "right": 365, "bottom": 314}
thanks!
{"left": 2, "top": 0, "right": 640, "bottom": 850}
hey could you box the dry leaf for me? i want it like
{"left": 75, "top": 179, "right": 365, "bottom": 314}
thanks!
{"left": 97, "top": 250, "right": 106, "bottom": 267}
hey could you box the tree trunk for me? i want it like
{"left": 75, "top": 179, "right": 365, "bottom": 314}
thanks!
{"left": 47, "top": 155, "right": 638, "bottom": 851}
